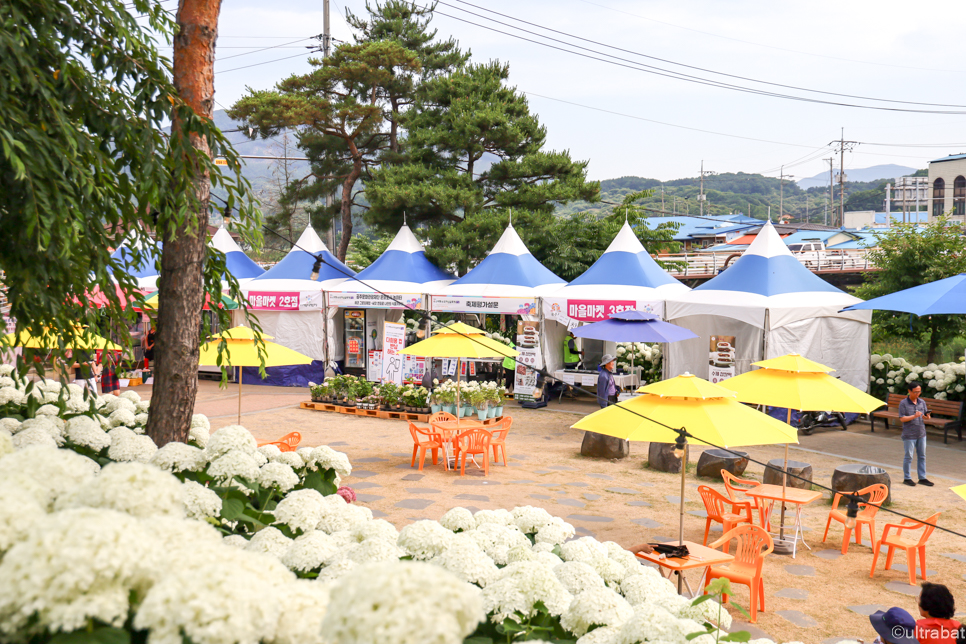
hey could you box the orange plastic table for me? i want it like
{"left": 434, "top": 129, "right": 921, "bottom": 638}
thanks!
{"left": 431, "top": 419, "right": 486, "bottom": 469}
{"left": 635, "top": 540, "right": 734, "bottom": 597}
{"left": 745, "top": 484, "right": 822, "bottom": 558}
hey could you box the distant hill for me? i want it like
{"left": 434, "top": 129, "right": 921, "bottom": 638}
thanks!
{"left": 797, "top": 164, "right": 919, "bottom": 189}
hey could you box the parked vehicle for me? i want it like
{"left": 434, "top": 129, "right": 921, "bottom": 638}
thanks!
{"left": 787, "top": 240, "right": 827, "bottom": 268}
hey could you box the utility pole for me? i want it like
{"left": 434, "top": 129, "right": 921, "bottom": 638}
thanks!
{"left": 322, "top": 0, "right": 335, "bottom": 251}
{"left": 700, "top": 161, "right": 705, "bottom": 216}
{"left": 838, "top": 128, "right": 846, "bottom": 227}
{"left": 805, "top": 195, "right": 809, "bottom": 223}
{"left": 661, "top": 183, "right": 665, "bottom": 215}
{"left": 826, "top": 158, "right": 834, "bottom": 227}
{"left": 779, "top": 166, "right": 784, "bottom": 221}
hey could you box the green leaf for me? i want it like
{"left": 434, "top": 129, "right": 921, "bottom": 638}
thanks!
{"left": 220, "top": 498, "right": 245, "bottom": 521}
{"left": 690, "top": 593, "right": 715, "bottom": 606}
{"left": 728, "top": 602, "right": 751, "bottom": 620}
{"left": 720, "top": 631, "right": 753, "bottom": 642}
{"left": 49, "top": 627, "right": 131, "bottom": 644}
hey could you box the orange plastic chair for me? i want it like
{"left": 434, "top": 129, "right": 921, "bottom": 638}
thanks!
{"left": 257, "top": 431, "right": 301, "bottom": 452}
{"left": 698, "top": 485, "right": 754, "bottom": 547}
{"left": 706, "top": 525, "right": 774, "bottom": 624}
{"left": 454, "top": 427, "right": 492, "bottom": 477}
{"left": 869, "top": 512, "right": 941, "bottom": 586}
{"left": 822, "top": 484, "right": 888, "bottom": 555}
{"left": 408, "top": 421, "right": 444, "bottom": 472}
{"left": 721, "top": 471, "right": 764, "bottom": 527}
{"left": 428, "top": 411, "right": 456, "bottom": 424}
{"left": 489, "top": 416, "right": 512, "bottom": 466}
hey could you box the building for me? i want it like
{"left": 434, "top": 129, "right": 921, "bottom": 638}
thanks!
{"left": 927, "top": 154, "right": 966, "bottom": 221}
{"left": 843, "top": 210, "right": 929, "bottom": 229}
{"left": 885, "top": 177, "right": 929, "bottom": 220}
{"left": 637, "top": 214, "right": 759, "bottom": 251}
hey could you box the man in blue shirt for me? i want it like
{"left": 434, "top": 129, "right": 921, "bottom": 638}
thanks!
{"left": 897, "top": 381, "right": 933, "bottom": 487}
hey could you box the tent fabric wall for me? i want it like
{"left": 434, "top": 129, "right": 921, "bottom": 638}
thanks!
{"left": 664, "top": 314, "right": 765, "bottom": 380}
{"left": 248, "top": 310, "right": 326, "bottom": 361}
{"left": 767, "top": 316, "right": 870, "bottom": 390}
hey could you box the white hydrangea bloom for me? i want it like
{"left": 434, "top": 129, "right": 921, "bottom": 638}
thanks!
{"left": 0, "top": 482, "right": 47, "bottom": 553}
{"left": 0, "top": 446, "right": 99, "bottom": 509}
{"left": 223, "top": 534, "right": 250, "bottom": 549}
{"left": 560, "top": 537, "right": 609, "bottom": 567}
{"left": 512, "top": 505, "right": 554, "bottom": 534}
{"left": 282, "top": 531, "right": 340, "bottom": 572}
{"left": 36, "top": 404, "right": 60, "bottom": 416}
{"left": 21, "top": 416, "right": 64, "bottom": 445}
{"left": 316, "top": 497, "right": 372, "bottom": 534}
{"left": 604, "top": 542, "right": 643, "bottom": 578}
{"left": 274, "top": 489, "right": 326, "bottom": 535}
{"left": 151, "top": 442, "right": 207, "bottom": 473}
{"left": 473, "top": 508, "right": 514, "bottom": 526}
{"left": 135, "top": 400, "right": 150, "bottom": 414}
{"left": 205, "top": 424, "right": 257, "bottom": 460}
{"left": 350, "top": 519, "right": 399, "bottom": 544}
{"left": 679, "top": 594, "right": 732, "bottom": 630}
{"left": 275, "top": 451, "right": 304, "bottom": 469}
{"left": 620, "top": 567, "right": 679, "bottom": 606}
{"left": 0, "top": 387, "right": 24, "bottom": 406}
{"left": 101, "top": 396, "right": 136, "bottom": 415}
{"left": 535, "top": 517, "right": 576, "bottom": 546}
{"left": 119, "top": 390, "right": 140, "bottom": 403}
{"left": 11, "top": 426, "right": 57, "bottom": 450}
{"left": 258, "top": 444, "right": 282, "bottom": 460}
{"left": 57, "top": 461, "right": 184, "bottom": 518}
{"left": 107, "top": 427, "right": 157, "bottom": 463}
{"left": 315, "top": 558, "right": 357, "bottom": 584}
{"left": 554, "top": 561, "right": 607, "bottom": 595}
{"left": 561, "top": 588, "right": 634, "bottom": 637}
{"left": 594, "top": 557, "right": 627, "bottom": 588}
{"left": 398, "top": 519, "right": 457, "bottom": 560}
{"left": 575, "top": 625, "right": 621, "bottom": 644}
{"left": 107, "top": 408, "right": 137, "bottom": 429}
{"left": 269, "top": 579, "right": 331, "bottom": 644}
{"left": 139, "top": 516, "right": 224, "bottom": 572}
{"left": 181, "top": 481, "right": 222, "bottom": 520}
{"left": 467, "top": 523, "right": 531, "bottom": 565}
{"left": 320, "top": 561, "right": 484, "bottom": 644}
{"left": 506, "top": 544, "right": 536, "bottom": 563}
{"left": 483, "top": 561, "right": 573, "bottom": 622}
{"left": 0, "top": 430, "right": 11, "bottom": 458}
{"left": 304, "top": 445, "right": 352, "bottom": 477}
{"left": 257, "top": 462, "right": 300, "bottom": 492}
{"left": 191, "top": 414, "right": 210, "bottom": 430}
{"left": 0, "top": 417, "right": 21, "bottom": 433}
{"left": 616, "top": 603, "right": 705, "bottom": 644}
{"left": 64, "top": 415, "right": 111, "bottom": 452}
{"left": 347, "top": 538, "right": 406, "bottom": 564}
{"left": 206, "top": 449, "right": 260, "bottom": 484}
{"left": 134, "top": 413, "right": 149, "bottom": 427}
{"left": 188, "top": 424, "right": 210, "bottom": 448}
{"left": 0, "top": 364, "right": 14, "bottom": 376}
{"left": 0, "top": 508, "right": 156, "bottom": 636}
{"left": 439, "top": 506, "right": 477, "bottom": 533}
{"left": 535, "top": 551, "right": 564, "bottom": 567}
{"left": 246, "top": 526, "right": 294, "bottom": 560}
{"left": 431, "top": 533, "right": 500, "bottom": 586}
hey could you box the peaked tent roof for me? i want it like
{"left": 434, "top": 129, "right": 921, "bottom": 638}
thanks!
{"left": 246, "top": 226, "right": 353, "bottom": 292}
{"left": 331, "top": 225, "right": 454, "bottom": 294}
{"left": 210, "top": 227, "right": 265, "bottom": 281}
{"left": 108, "top": 238, "right": 161, "bottom": 290}
{"left": 438, "top": 224, "right": 566, "bottom": 297}
{"left": 665, "top": 220, "right": 868, "bottom": 329}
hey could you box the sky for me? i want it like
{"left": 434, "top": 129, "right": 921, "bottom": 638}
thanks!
{"left": 166, "top": 0, "right": 966, "bottom": 183}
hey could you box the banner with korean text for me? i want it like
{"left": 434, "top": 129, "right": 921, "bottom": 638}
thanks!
{"left": 431, "top": 295, "right": 537, "bottom": 316}
{"left": 542, "top": 297, "right": 663, "bottom": 325}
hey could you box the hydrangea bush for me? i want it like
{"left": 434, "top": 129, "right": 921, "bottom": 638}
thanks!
{"left": 869, "top": 353, "right": 966, "bottom": 401}
{"left": 615, "top": 342, "right": 662, "bottom": 385}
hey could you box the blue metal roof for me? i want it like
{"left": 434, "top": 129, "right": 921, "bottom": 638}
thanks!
{"left": 930, "top": 153, "right": 966, "bottom": 163}
{"left": 874, "top": 211, "right": 929, "bottom": 224}
{"left": 638, "top": 215, "right": 757, "bottom": 242}
{"left": 781, "top": 230, "right": 842, "bottom": 244}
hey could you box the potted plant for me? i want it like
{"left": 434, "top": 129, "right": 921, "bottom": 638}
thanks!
{"left": 309, "top": 381, "right": 326, "bottom": 402}
{"left": 378, "top": 382, "right": 399, "bottom": 410}
{"left": 414, "top": 386, "right": 430, "bottom": 414}
{"left": 470, "top": 389, "right": 489, "bottom": 420}
{"left": 430, "top": 382, "right": 441, "bottom": 414}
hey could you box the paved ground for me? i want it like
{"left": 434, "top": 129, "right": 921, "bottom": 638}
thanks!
{"left": 132, "top": 381, "right": 966, "bottom": 644}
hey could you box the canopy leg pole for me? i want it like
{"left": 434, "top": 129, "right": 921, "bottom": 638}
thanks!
{"left": 779, "top": 408, "right": 792, "bottom": 543}
{"left": 677, "top": 443, "right": 687, "bottom": 594}
{"left": 238, "top": 366, "right": 242, "bottom": 425}
{"left": 456, "top": 358, "right": 461, "bottom": 427}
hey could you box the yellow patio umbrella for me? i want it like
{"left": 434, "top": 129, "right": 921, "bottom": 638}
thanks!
{"left": 198, "top": 326, "right": 313, "bottom": 423}
{"left": 3, "top": 327, "right": 123, "bottom": 351}
{"left": 950, "top": 484, "right": 966, "bottom": 503}
{"left": 399, "top": 322, "right": 518, "bottom": 422}
{"left": 720, "top": 353, "right": 886, "bottom": 546}
{"left": 573, "top": 372, "right": 798, "bottom": 575}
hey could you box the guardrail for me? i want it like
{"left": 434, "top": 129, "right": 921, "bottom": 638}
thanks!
{"left": 656, "top": 248, "right": 876, "bottom": 277}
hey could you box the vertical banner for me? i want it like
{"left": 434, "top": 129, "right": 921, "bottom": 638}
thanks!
{"left": 402, "top": 356, "right": 426, "bottom": 384}
{"left": 514, "top": 320, "right": 541, "bottom": 400}
{"left": 381, "top": 321, "right": 406, "bottom": 385}
{"left": 367, "top": 350, "right": 383, "bottom": 382}
{"left": 708, "top": 334, "right": 736, "bottom": 383}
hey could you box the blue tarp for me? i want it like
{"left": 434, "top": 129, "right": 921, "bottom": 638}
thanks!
{"left": 241, "top": 360, "right": 327, "bottom": 388}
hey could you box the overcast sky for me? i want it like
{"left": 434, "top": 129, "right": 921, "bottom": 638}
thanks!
{"left": 189, "top": 0, "right": 966, "bottom": 182}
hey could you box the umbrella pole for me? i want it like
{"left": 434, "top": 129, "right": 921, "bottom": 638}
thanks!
{"left": 677, "top": 443, "right": 687, "bottom": 594}
{"left": 456, "top": 358, "right": 461, "bottom": 427}
{"left": 238, "top": 366, "right": 242, "bottom": 425}
{"left": 779, "top": 409, "right": 792, "bottom": 542}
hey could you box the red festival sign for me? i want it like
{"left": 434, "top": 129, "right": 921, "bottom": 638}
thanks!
{"left": 566, "top": 299, "right": 637, "bottom": 322}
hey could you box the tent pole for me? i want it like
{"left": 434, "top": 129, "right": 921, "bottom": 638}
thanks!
{"left": 456, "top": 357, "right": 461, "bottom": 426}
{"left": 677, "top": 442, "right": 687, "bottom": 594}
{"left": 237, "top": 366, "right": 242, "bottom": 425}
{"left": 779, "top": 408, "right": 792, "bottom": 543}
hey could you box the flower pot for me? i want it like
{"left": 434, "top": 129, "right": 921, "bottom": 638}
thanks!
{"left": 477, "top": 408, "right": 489, "bottom": 421}
{"left": 488, "top": 406, "right": 497, "bottom": 418}
{"left": 495, "top": 406, "right": 503, "bottom": 417}
{"left": 420, "top": 407, "right": 431, "bottom": 414}
{"left": 463, "top": 405, "right": 474, "bottom": 417}
{"left": 443, "top": 404, "right": 455, "bottom": 414}
{"left": 431, "top": 404, "right": 441, "bottom": 414}
{"left": 119, "top": 379, "right": 130, "bottom": 388}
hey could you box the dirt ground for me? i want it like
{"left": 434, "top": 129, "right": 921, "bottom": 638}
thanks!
{"left": 138, "top": 380, "right": 966, "bottom": 644}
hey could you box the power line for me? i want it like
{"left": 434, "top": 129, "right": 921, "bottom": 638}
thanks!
{"left": 424, "top": 4, "right": 966, "bottom": 114}
{"left": 215, "top": 37, "right": 318, "bottom": 62}
{"left": 216, "top": 51, "right": 315, "bottom": 74}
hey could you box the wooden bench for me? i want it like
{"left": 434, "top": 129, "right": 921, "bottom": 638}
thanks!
{"left": 871, "top": 393, "right": 963, "bottom": 444}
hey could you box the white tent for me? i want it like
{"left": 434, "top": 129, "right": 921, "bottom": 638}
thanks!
{"left": 664, "top": 220, "right": 872, "bottom": 389}
{"left": 108, "top": 238, "right": 161, "bottom": 290}
{"left": 541, "top": 221, "right": 691, "bottom": 373}
{"left": 241, "top": 227, "right": 353, "bottom": 383}
{"left": 210, "top": 226, "right": 265, "bottom": 287}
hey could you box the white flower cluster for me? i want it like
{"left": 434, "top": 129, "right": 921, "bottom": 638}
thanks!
{"left": 870, "top": 353, "right": 966, "bottom": 398}
{"left": 615, "top": 342, "right": 663, "bottom": 385}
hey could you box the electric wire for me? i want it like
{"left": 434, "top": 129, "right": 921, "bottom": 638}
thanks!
{"left": 247, "top": 220, "right": 964, "bottom": 540}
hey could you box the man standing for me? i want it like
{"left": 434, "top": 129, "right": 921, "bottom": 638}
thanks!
{"left": 562, "top": 331, "right": 582, "bottom": 369}
{"left": 898, "top": 381, "right": 933, "bottom": 487}
{"left": 596, "top": 353, "right": 618, "bottom": 408}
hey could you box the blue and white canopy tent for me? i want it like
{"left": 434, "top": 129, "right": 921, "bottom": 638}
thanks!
{"left": 664, "top": 220, "right": 872, "bottom": 390}
{"left": 321, "top": 225, "right": 454, "bottom": 379}
{"left": 209, "top": 226, "right": 265, "bottom": 287}
{"left": 240, "top": 226, "right": 354, "bottom": 386}
{"left": 541, "top": 221, "right": 691, "bottom": 373}
{"left": 108, "top": 238, "right": 162, "bottom": 290}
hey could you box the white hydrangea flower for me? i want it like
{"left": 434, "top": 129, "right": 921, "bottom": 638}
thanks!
{"left": 258, "top": 444, "right": 282, "bottom": 460}
{"left": 304, "top": 445, "right": 352, "bottom": 477}
{"left": 246, "top": 526, "right": 294, "bottom": 560}
{"left": 0, "top": 429, "right": 11, "bottom": 458}
{"left": 512, "top": 505, "right": 554, "bottom": 534}
{"left": 561, "top": 588, "right": 634, "bottom": 637}
{"left": 431, "top": 533, "right": 500, "bottom": 586}
{"left": 0, "top": 481, "right": 47, "bottom": 553}
{"left": 223, "top": 534, "right": 250, "bottom": 549}
{"left": 559, "top": 537, "right": 609, "bottom": 567}
{"left": 0, "top": 445, "right": 99, "bottom": 509}
{"left": 535, "top": 551, "right": 564, "bottom": 567}
{"left": 205, "top": 425, "right": 259, "bottom": 461}
{"left": 0, "top": 364, "right": 14, "bottom": 376}
{"left": 188, "top": 424, "right": 209, "bottom": 448}
{"left": 135, "top": 400, "right": 150, "bottom": 414}
{"left": 274, "top": 489, "right": 326, "bottom": 535}
{"left": 554, "top": 561, "right": 607, "bottom": 595}
{"left": 0, "top": 417, "right": 21, "bottom": 434}
{"left": 347, "top": 538, "right": 406, "bottom": 564}
{"left": 191, "top": 414, "right": 211, "bottom": 430}
{"left": 594, "top": 557, "right": 627, "bottom": 588}
{"left": 466, "top": 523, "right": 531, "bottom": 566}
{"left": 101, "top": 396, "right": 136, "bottom": 415}
{"left": 604, "top": 542, "right": 643, "bottom": 579}
{"left": 107, "top": 427, "right": 157, "bottom": 463}
{"left": 506, "top": 544, "right": 536, "bottom": 563}
{"left": 0, "top": 387, "right": 24, "bottom": 406}
{"left": 11, "top": 425, "right": 57, "bottom": 450}
{"left": 575, "top": 625, "right": 620, "bottom": 644}
{"left": 535, "top": 517, "right": 576, "bottom": 546}
{"left": 57, "top": 461, "right": 184, "bottom": 518}
{"left": 350, "top": 519, "right": 399, "bottom": 544}
{"left": 0, "top": 508, "right": 156, "bottom": 635}
{"left": 206, "top": 448, "right": 260, "bottom": 484}
{"left": 473, "top": 508, "right": 514, "bottom": 526}
{"left": 119, "top": 390, "right": 141, "bottom": 403}
{"left": 150, "top": 442, "right": 207, "bottom": 473}
{"left": 282, "top": 531, "right": 340, "bottom": 572}
{"left": 439, "top": 506, "right": 477, "bottom": 533}
{"left": 616, "top": 603, "right": 705, "bottom": 644}
{"left": 257, "top": 462, "right": 300, "bottom": 492}
{"left": 107, "top": 408, "right": 137, "bottom": 429}
{"left": 874, "top": 362, "right": 885, "bottom": 370}
{"left": 679, "top": 594, "right": 732, "bottom": 630}
{"left": 483, "top": 560, "right": 573, "bottom": 622}
{"left": 270, "top": 579, "right": 331, "bottom": 644}
{"left": 398, "top": 519, "right": 457, "bottom": 560}
{"left": 22, "top": 416, "right": 64, "bottom": 443}
{"left": 182, "top": 481, "right": 223, "bottom": 520}
{"left": 316, "top": 558, "right": 357, "bottom": 584}
{"left": 275, "top": 451, "right": 304, "bottom": 469}
{"left": 134, "top": 413, "right": 149, "bottom": 427}
{"left": 316, "top": 497, "right": 372, "bottom": 534}
{"left": 64, "top": 415, "right": 110, "bottom": 452}
{"left": 36, "top": 404, "right": 60, "bottom": 416}
{"left": 320, "top": 561, "right": 484, "bottom": 644}
{"left": 620, "top": 567, "right": 679, "bottom": 606}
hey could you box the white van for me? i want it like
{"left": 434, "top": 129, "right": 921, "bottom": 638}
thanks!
{"left": 787, "top": 240, "right": 826, "bottom": 268}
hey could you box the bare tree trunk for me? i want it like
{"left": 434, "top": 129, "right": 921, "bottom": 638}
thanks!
{"left": 147, "top": 0, "right": 222, "bottom": 447}
{"left": 336, "top": 146, "right": 362, "bottom": 262}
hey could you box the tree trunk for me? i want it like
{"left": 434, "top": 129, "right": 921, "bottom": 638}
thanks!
{"left": 336, "top": 147, "right": 362, "bottom": 262}
{"left": 927, "top": 324, "right": 940, "bottom": 364}
{"left": 146, "top": 0, "right": 222, "bottom": 447}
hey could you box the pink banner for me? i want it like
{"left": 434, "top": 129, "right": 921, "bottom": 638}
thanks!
{"left": 567, "top": 299, "right": 637, "bottom": 321}
{"left": 247, "top": 292, "right": 300, "bottom": 310}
